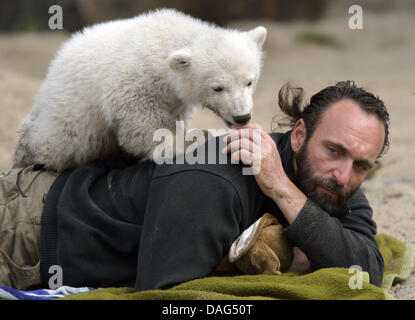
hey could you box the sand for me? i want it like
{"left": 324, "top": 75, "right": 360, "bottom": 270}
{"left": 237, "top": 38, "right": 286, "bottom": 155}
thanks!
{"left": 0, "top": 11, "right": 414, "bottom": 299}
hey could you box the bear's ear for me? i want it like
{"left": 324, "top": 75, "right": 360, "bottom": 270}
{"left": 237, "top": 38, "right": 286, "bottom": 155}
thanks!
{"left": 168, "top": 48, "right": 192, "bottom": 72}
{"left": 247, "top": 26, "right": 267, "bottom": 48}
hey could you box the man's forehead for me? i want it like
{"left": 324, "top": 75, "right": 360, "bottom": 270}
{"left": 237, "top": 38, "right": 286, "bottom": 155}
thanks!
{"left": 314, "top": 99, "right": 385, "bottom": 160}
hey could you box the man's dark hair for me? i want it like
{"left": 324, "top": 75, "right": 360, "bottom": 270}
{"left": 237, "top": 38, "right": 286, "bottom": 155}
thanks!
{"left": 272, "top": 80, "right": 390, "bottom": 158}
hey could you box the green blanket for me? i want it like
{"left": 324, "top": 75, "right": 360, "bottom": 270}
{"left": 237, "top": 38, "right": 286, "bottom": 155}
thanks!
{"left": 63, "top": 233, "right": 414, "bottom": 300}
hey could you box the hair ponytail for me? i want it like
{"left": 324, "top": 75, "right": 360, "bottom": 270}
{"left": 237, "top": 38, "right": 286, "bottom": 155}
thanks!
{"left": 272, "top": 82, "right": 305, "bottom": 130}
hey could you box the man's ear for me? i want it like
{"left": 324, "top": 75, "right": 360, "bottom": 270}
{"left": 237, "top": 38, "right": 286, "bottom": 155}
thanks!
{"left": 247, "top": 26, "right": 267, "bottom": 48}
{"left": 291, "top": 119, "right": 307, "bottom": 153}
{"left": 168, "top": 48, "right": 192, "bottom": 72}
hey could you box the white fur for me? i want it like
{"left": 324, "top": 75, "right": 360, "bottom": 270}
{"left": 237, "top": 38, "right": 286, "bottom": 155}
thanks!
{"left": 12, "top": 8, "right": 266, "bottom": 171}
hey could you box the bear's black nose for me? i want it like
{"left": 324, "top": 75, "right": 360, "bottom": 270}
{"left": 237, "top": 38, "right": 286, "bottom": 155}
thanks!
{"left": 233, "top": 114, "right": 251, "bottom": 125}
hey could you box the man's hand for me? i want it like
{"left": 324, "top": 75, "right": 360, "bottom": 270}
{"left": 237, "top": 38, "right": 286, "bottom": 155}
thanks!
{"left": 288, "top": 247, "right": 312, "bottom": 272}
{"left": 222, "top": 122, "right": 307, "bottom": 224}
{"left": 222, "top": 122, "right": 287, "bottom": 199}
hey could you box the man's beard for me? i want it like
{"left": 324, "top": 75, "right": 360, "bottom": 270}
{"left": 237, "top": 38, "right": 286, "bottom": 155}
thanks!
{"left": 293, "top": 141, "right": 358, "bottom": 214}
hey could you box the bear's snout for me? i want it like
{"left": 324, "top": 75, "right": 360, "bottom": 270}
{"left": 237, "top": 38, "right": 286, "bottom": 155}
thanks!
{"left": 232, "top": 114, "right": 251, "bottom": 125}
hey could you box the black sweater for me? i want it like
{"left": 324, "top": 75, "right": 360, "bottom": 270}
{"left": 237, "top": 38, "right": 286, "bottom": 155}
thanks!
{"left": 40, "top": 131, "right": 384, "bottom": 289}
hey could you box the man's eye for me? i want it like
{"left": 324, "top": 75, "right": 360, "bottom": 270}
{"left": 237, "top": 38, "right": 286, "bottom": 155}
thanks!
{"left": 213, "top": 87, "right": 224, "bottom": 92}
{"left": 354, "top": 163, "right": 368, "bottom": 171}
{"left": 328, "top": 147, "right": 337, "bottom": 154}
{"left": 247, "top": 81, "right": 253, "bottom": 87}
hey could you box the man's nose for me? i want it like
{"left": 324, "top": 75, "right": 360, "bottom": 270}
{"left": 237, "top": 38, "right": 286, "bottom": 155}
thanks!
{"left": 333, "top": 161, "right": 353, "bottom": 187}
{"left": 233, "top": 114, "right": 251, "bottom": 125}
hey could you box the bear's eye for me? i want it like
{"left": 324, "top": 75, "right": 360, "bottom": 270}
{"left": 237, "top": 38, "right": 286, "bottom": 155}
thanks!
{"left": 213, "top": 86, "right": 224, "bottom": 92}
{"left": 247, "top": 81, "right": 253, "bottom": 87}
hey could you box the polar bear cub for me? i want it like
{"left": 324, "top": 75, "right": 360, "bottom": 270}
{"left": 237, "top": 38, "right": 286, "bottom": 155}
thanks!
{"left": 12, "top": 8, "right": 267, "bottom": 171}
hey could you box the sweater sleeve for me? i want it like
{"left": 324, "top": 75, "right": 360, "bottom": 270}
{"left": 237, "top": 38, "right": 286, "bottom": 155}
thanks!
{"left": 283, "top": 188, "right": 384, "bottom": 287}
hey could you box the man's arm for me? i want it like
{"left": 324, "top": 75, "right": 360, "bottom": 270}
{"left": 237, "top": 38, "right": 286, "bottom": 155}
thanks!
{"left": 261, "top": 169, "right": 384, "bottom": 286}
{"left": 284, "top": 189, "right": 384, "bottom": 286}
{"left": 223, "top": 123, "right": 307, "bottom": 224}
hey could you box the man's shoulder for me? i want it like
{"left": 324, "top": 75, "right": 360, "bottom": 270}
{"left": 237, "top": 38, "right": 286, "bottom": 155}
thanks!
{"left": 152, "top": 131, "right": 293, "bottom": 186}
{"left": 152, "top": 135, "right": 248, "bottom": 181}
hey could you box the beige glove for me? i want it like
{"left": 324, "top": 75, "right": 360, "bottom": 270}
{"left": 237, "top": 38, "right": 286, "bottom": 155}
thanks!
{"left": 215, "top": 213, "right": 293, "bottom": 275}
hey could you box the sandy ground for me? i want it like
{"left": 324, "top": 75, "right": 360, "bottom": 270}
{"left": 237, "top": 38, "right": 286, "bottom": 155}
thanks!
{"left": 0, "top": 11, "right": 414, "bottom": 299}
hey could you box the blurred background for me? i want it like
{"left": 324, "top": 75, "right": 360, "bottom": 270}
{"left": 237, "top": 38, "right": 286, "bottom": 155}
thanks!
{"left": 0, "top": 0, "right": 414, "bottom": 299}
{"left": 0, "top": 0, "right": 332, "bottom": 32}
{"left": 1, "top": 0, "right": 415, "bottom": 32}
